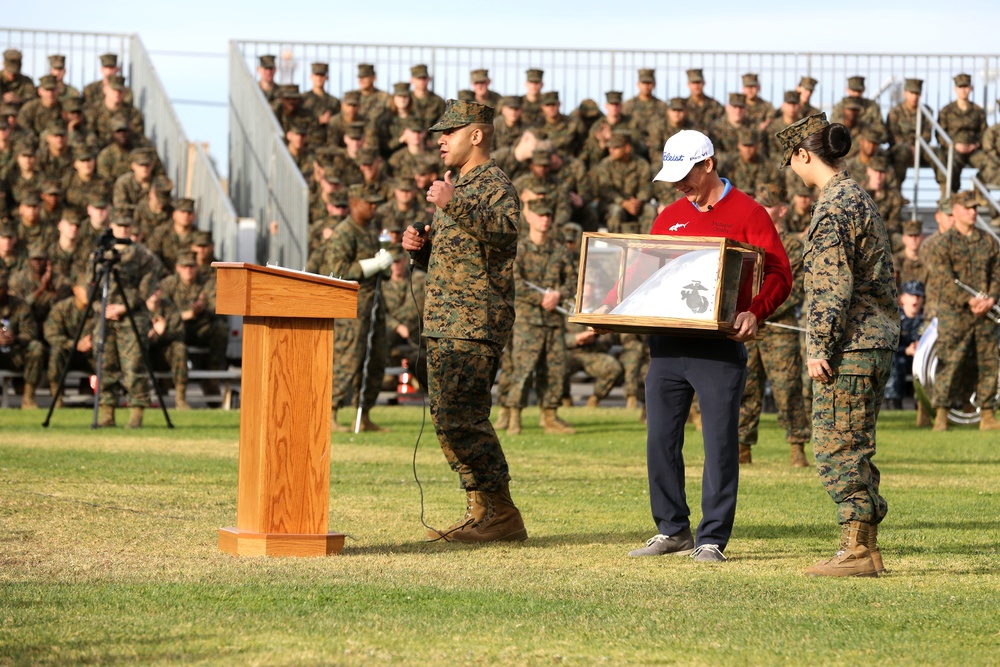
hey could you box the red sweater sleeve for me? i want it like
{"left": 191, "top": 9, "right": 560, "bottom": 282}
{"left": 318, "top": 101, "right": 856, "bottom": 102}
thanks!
{"left": 650, "top": 189, "right": 792, "bottom": 322}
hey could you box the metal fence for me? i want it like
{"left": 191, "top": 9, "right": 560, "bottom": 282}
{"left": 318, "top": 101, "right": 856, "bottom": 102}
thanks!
{"left": 233, "top": 41, "right": 1000, "bottom": 121}
{"left": 229, "top": 41, "right": 309, "bottom": 271}
{"left": 1, "top": 27, "right": 238, "bottom": 260}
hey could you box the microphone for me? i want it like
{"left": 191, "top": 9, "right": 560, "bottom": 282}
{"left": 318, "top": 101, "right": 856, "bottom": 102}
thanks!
{"left": 707, "top": 205, "right": 713, "bottom": 211}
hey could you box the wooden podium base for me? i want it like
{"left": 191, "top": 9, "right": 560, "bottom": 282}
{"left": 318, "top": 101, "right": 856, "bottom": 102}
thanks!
{"left": 218, "top": 527, "right": 345, "bottom": 557}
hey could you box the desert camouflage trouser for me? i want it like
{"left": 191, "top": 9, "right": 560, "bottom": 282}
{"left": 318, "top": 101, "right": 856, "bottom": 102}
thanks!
{"left": 739, "top": 331, "right": 811, "bottom": 446}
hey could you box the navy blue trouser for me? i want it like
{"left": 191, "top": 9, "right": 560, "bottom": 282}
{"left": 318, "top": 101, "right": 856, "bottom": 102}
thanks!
{"left": 645, "top": 336, "right": 748, "bottom": 551}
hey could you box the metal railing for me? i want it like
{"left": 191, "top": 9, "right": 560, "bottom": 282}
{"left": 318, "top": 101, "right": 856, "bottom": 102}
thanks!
{"left": 228, "top": 40, "right": 309, "bottom": 270}
{"left": 913, "top": 106, "right": 955, "bottom": 205}
{"left": 0, "top": 27, "right": 239, "bottom": 260}
{"left": 233, "top": 41, "right": 999, "bottom": 119}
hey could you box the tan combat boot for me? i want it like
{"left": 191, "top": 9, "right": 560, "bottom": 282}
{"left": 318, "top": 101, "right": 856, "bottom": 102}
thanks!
{"left": 868, "top": 522, "right": 885, "bottom": 574}
{"left": 561, "top": 397, "right": 574, "bottom": 408}
{"left": 586, "top": 395, "right": 600, "bottom": 408}
{"left": 790, "top": 444, "right": 809, "bottom": 467}
{"left": 932, "top": 407, "right": 949, "bottom": 432}
{"left": 738, "top": 444, "right": 752, "bottom": 464}
{"left": 358, "top": 410, "right": 388, "bottom": 432}
{"left": 97, "top": 405, "right": 116, "bottom": 427}
{"left": 916, "top": 402, "right": 932, "bottom": 428}
{"left": 507, "top": 408, "right": 522, "bottom": 435}
{"left": 494, "top": 406, "right": 510, "bottom": 430}
{"left": 330, "top": 408, "right": 349, "bottom": 433}
{"left": 804, "top": 521, "right": 878, "bottom": 577}
{"left": 127, "top": 407, "right": 144, "bottom": 429}
{"left": 174, "top": 382, "right": 191, "bottom": 410}
{"left": 625, "top": 395, "right": 638, "bottom": 410}
{"left": 540, "top": 408, "right": 575, "bottom": 434}
{"left": 49, "top": 382, "right": 63, "bottom": 409}
{"left": 978, "top": 411, "right": 1000, "bottom": 431}
{"left": 426, "top": 483, "right": 527, "bottom": 543}
{"left": 21, "top": 383, "right": 38, "bottom": 409}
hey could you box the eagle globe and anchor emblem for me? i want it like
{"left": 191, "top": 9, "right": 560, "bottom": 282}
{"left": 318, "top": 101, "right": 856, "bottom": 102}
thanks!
{"left": 680, "top": 280, "right": 710, "bottom": 314}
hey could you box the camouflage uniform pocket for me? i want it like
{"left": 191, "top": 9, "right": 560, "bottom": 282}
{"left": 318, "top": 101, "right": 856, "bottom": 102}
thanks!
{"left": 832, "top": 374, "right": 872, "bottom": 433}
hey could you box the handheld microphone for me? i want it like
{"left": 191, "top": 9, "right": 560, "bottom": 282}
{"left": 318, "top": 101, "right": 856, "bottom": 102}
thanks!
{"left": 411, "top": 223, "right": 429, "bottom": 237}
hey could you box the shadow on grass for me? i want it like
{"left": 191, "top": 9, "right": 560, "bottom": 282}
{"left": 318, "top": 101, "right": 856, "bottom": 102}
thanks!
{"left": 342, "top": 529, "right": 653, "bottom": 556}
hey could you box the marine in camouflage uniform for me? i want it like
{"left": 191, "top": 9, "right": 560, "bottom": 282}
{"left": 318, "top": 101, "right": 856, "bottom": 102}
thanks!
{"left": 159, "top": 252, "right": 227, "bottom": 373}
{"left": 63, "top": 144, "right": 112, "bottom": 210}
{"left": 301, "top": 62, "right": 341, "bottom": 142}
{"left": 375, "top": 178, "right": 431, "bottom": 239}
{"left": 935, "top": 74, "right": 992, "bottom": 193}
{"left": 382, "top": 252, "right": 426, "bottom": 385}
{"left": 493, "top": 96, "right": 527, "bottom": 151}
{"left": 409, "top": 65, "right": 446, "bottom": 131}
{"left": 317, "top": 185, "right": 388, "bottom": 427}
{"left": 1, "top": 50, "right": 37, "bottom": 106}
{"left": 718, "top": 128, "right": 782, "bottom": 198}
{"left": 146, "top": 198, "right": 198, "bottom": 276}
{"left": 534, "top": 92, "right": 586, "bottom": 158}
{"left": 777, "top": 116, "right": 899, "bottom": 560}
{"left": 622, "top": 69, "right": 669, "bottom": 154}
{"left": 593, "top": 131, "right": 654, "bottom": 233}
{"left": 44, "top": 284, "right": 96, "bottom": 395}
{"left": 144, "top": 287, "right": 189, "bottom": 408}
{"left": 861, "top": 156, "right": 905, "bottom": 248}
{"left": 563, "top": 319, "right": 622, "bottom": 407}
{"left": 738, "top": 185, "right": 811, "bottom": 464}
{"left": 683, "top": 69, "right": 725, "bottom": 132}
{"left": 506, "top": 200, "right": 577, "bottom": 429}
{"left": 17, "top": 76, "right": 62, "bottom": 137}
{"left": 741, "top": 73, "right": 775, "bottom": 130}
{"left": 406, "top": 101, "right": 520, "bottom": 496}
{"left": 0, "top": 266, "right": 46, "bottom": 407}
{"left": 708, "top": 93, "right": 749, "bottom": 164}
{"left": 923, "top": 190, "right": 1000, "bottom": 425}
{"left": 9, "top": 243, "right": 71, "bottom": 328}
{"left": 111, "top": 147, "right": 156, "bottom": 211}
{"left": 351, "top": 64, "right": 391, "bottom": 123}
{"left": 830, "top": 76, "right": 886, "bottom": 138}
{"left": 886, "top": 78, "right": 933, "bottom": 186}
{"left": 894, "top": 219, "right": 929, "bottom": 288}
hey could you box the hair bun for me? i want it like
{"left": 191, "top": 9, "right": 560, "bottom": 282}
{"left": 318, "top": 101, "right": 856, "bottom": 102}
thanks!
{"left": 825, "top": 124, "right": 852, "bottom": 160}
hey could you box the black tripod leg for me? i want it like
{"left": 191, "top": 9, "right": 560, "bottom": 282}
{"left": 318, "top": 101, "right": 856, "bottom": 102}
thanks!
{"left": 41, "top": 278, "right": 101, "bottom": 427}
{"left": 110, "top": 268, "right": 174, "bottom": 429}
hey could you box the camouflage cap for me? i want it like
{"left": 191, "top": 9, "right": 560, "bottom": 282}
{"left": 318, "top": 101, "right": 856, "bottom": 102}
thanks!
{"left": 798, "top": 76, "right": 818, "bottom": 91}
{"left": 277, "top": 84, "right": 300, "bottom": 99}
{"left": 49, "top": 54, "right": 66, "bottom": 69}
{"left": 61, "top": 207, "right": 84, "bottom": 225}
{"left": 402, "top": 116, "right": 425, "bottom": 132}
{"left": 393, "top": 176, "right": 417, "bottom": 191}
{"left": 668, "top": 97, "right": 686, "bottom": 111}
{"left": 607, "top": 130, "right": 632, "bottom": 148}
{"left": 953, "top": 73, "right": 972, "bottom": 88}
{"left": 0, "top": 117, "right": 7, "bottom": 130}
{"left": 88, "top": 193, "right": 109, "bottom": 209}
{"left": 782, "top": 90, "right": 799, "bottom": 105}
{"left": 357, "top": 147, "right": 379, "bottom": 165}
{"left": 605, "top": 91, "right": 623, "bottom": 104}
{"left": 860, "top": 124, "right": 886, "bottom": 144}
{"left": 742, "top": 72, "right": 760, "bottom": 87}
{"left": 687, "top": 68, "right": 705, "bottom": 83}
{"left": 500, "top": 95, "right": 522, "bottom": 109}
{"left": 174, "top": 197, "right": 196, "bottom": 213}
{"left": 22, "top": 192, "right": 42, "bottom": 208}
{"left": 531, "top": 148, "right": 553, "bottom": 166}
{"left": 842, "top": 96, "right": 863, "bottom": 111}
{"left": 951, "top": 190, "right": 978, "bottom": 209}
{"left": 527, "top": 199, "right": 554, "bottom": 216}
{"left": 191, "top": 229, "right": 215, "bottom": 247}
{"left": 62, "top": 96, "right": 83, "bottom": 112}
{"left": 27, "top": 241, "right": 49, "bottom": 259}
{"left": 0, "top": 221, "right": 17, "bottom": 237}
{"left": 540, "top": 91, "right": 560, "bottom": 105}
{"left": 526, "top": 68, "right": 544, "bottom": 83}
{"left": 99, "top": 53, "right": 118, "bottom": 68}
{"left": 738, "top": 127, "right": 761, "bottom": 146}
{"left": 847, "top": 75, "right": 865, "bottom": 92}
{"left": 905, "top": 78, "right": 924, "bottom": 94}
{"left": 577, "top": 98, "right": 600, "bottom": 117}
{"left": 45, "top": 119, "right": 67, "bottom": 135}
{"left": 320, "top": 170, "right": 342, "bottom": 184}
{"left": 107, "top": 75, "right": 126, "bottom": 91}
{"left": 728, "top": 92, "right": 747, "bottom": 107}
{"left": 936, "top": 197, "right": 953, "bottom": 214}
{"left": 109, "top": 209, "right": 136, "bottom": 227}
{"left": 259, "top": 54, "right": 276, "bottom": 69}
{"left": 790, "top": 180, "right": 815, "bottom": 198}
{"left": 867, "top": 155, "right": 890, "bottom": 172}
{"left": 347, "top": 183, "right": 385, "bottom": 203}
{"left": 41, "top": 180, "right": 62, "bottom": 195}
{"left": 638, "top": 68, "right": 655, "bottom": 83}
{"left": 413, "top": 156, "right": 438, "bottom": 175}
{"left": 14, "top": 137, "right": 37, "bottom": 155}
{"left": 357, "top": 63, "right": 375, "bottom": 78}
{"left": 342, "top": 90, "right": 361, "bottom": 105}
{"left": 428, "top": 99, "right": 494, "bottom": 132}
{"left": 561, "top": 222, "right": 583, "bottom": 244}
{"left": 410, "top": 64, "right": 430, "bottom": 78}
{"left": 469, "top": 68, "right": 489, "bottom": 83}
{"left": 775, "top": 112, "right": 829, "bottom": 168}
{"left": 4, "top": 49, "right": 22, "bottom": 63}
{"left": 901, "top": 219, "right": 923, "bottom": 236}
{"left": 900, "top": 280, "right": 925, "bottom": 297}
{"left": 330, "top": 192, "right": 349, "bottom": 207}
{"left": 311, "top": 62, "right": 329, "bottom": 76}
{"left": 754, "top": 183, "right": 784, "bottom": 207}
{"left": 457, "top": 89, "right": 476, "bottom": 102}
{"left": 111, "top": 113, "right": 130, "bottom": 131}
{"left": 392, "top": 82, "right": 411, "bottom": 96}
{"left": 175, "top": 251, "right": 197, "bottom": 267}
{"left": 151, "top": 177, "right": 174, "bottom": 196}
{"left": 344, "top": 121, "right": 366, "bottom": 139}
{"left": 39, "top": 75, "right": 58, "bottom": 91}
{"left": 288, "top": 119, "right": 310, "bottom": 135}
{"left": 383, "top": 217, "right": 404, "bottom": 232}
{"left": 130, "top": 147, "right": 155, "bottom": 165}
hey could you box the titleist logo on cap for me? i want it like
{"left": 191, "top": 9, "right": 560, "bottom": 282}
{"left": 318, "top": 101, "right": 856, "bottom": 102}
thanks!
{"left": 662, "top": 150, "right": 711, "bottom": 162}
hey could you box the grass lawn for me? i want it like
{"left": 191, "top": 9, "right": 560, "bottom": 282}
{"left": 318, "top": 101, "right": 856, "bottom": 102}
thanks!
{"left": 1, "top": 405, "right": 997, "bottom": 666}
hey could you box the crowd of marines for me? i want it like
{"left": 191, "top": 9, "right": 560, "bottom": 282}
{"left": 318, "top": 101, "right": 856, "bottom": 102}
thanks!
{"left": 3, "top": 48, "right": 997, "bottom": 440}
{"left": 0, "top": 48, "right": 228, "bottom": 427}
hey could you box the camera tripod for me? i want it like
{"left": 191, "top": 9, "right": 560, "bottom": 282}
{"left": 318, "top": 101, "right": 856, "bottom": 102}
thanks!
{"left": 42, "top": 232, "right": 174, "bottom": 429}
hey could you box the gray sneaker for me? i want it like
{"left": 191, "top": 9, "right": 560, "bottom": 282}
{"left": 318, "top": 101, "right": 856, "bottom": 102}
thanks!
{"left": 628, "top": 528, "right": 695, "bottom": 557}
{"left": 691, "top": 544, "right": 726, "bottom": 562}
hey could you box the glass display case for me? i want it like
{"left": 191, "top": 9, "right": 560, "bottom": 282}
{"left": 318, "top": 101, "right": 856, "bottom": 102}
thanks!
{"left": 569, "top": 233, "right": 763, "bottom": 336}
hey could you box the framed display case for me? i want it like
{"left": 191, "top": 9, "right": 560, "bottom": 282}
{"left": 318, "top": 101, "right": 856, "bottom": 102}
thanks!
{"left": 568, "top": 233, "right": 763, "bottom": 336}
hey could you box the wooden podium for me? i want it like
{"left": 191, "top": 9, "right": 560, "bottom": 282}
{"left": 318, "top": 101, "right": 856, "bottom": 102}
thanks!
{"left": 212, "top": 262, "right": 359, "bottom": 557}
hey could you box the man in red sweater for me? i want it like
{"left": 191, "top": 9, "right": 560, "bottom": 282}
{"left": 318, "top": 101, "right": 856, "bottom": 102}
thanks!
{"left": 629, "top": 130, "right": 792, "bottom": 562}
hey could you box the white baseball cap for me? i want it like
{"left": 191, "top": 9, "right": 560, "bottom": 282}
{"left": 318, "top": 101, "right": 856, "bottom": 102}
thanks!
{"left": 653, "top": 130, "right": 715, "bottom": 183}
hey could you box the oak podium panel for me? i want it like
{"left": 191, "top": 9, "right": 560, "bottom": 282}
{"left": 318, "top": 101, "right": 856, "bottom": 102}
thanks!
{"left": 212, "top": 262, "right": 359, "bottom": 557}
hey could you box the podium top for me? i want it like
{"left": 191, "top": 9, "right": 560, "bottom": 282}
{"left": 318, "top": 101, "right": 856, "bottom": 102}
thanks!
{"left": 212, "top": 262, "right": 359, "bottom": 319}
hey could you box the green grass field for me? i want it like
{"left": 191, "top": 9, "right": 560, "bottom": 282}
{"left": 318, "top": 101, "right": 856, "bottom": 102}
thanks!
{"left": 1, "top": 406, "right": 998, "bottom": 666}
